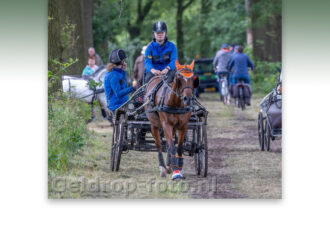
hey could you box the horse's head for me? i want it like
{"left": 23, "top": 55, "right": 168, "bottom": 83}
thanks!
{"left": 175, "top": 59, "right": 199, "bottom": 106}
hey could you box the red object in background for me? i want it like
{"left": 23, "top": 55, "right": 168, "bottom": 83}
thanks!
{"left": 196, "top": 54, "right": 200, "bottom": 59}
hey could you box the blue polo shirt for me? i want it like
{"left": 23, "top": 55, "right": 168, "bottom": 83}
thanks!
{"left": 144, "top": 38, "right": 177, "bottom": 73}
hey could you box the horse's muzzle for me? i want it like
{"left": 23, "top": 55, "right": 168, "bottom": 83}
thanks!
{"left": 183, "top": 96, "right": 192, "bottom": 106}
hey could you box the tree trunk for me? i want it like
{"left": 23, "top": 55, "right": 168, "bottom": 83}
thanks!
{"left": 127, "top": 0, "right": 154, "bottom": 60}
{"left": 176, "top": 0, "right": 184, "bottom": 61}
{"left": 199, "top": 0, "right": 211, "bottom": 58}
{"left": 251, "top": 0, "right": 281, "bottom": 62}
{"left": 245, "top": 0, "right": 253, "bottom": 49}
{"left": 48, "top": 0, "right": 94, "bottom": 75}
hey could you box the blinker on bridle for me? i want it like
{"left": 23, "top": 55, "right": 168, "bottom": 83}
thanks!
{"left": 173, "top": 67, "right": 194, "bottom": 97}
{"left": 176, "top": 67, "right": 194, "bottom": 79}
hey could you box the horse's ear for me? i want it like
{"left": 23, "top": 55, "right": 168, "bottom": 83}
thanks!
{"left": 189, "top": 59, "right": 195, "bottom": 70}
{"left": 175, "top": 59, "right": 181, "bottom": 70}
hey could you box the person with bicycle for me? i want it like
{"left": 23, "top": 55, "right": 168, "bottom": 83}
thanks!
{"left": 213, "top": 43, "right": 232, "bottom": 100}
{"left": 144, "top": 21, "right": 178, "bottom": 83}
{"left": 228, "top": 45, "right": 254, "bottom": 105}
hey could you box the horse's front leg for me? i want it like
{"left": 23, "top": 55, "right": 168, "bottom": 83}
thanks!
{"left": 150, "top": 125, "right": 167, "bottom": 177}
{"left": 163, "top": 125, "right": 184, "bottom": 180}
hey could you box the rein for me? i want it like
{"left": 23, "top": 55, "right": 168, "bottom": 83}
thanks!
{"left": 146, "top": 69, "right": 195, "bottom": 114}
{"left": 162, "top": 68, "right": 194, "bottom": 101}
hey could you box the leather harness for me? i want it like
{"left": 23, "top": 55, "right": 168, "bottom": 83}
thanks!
{"left": 146, "top": 69, "right": 194, "bottom": 114}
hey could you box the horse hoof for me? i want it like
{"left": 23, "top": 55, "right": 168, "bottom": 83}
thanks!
{"left": 166, "top": 166, "right": 172, "bottom": 174}
{"left": 172, "top": 170, "right": 184, "bottom": 180}
{"left": 159, "top": 166, "right": 167, "bottom": 177}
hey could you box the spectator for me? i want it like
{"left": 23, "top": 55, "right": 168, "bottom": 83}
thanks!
{"left": 88, "top": 47, "right": 103, "bottom": 67}
{"left": 133, "top": 45, "right": 147, "bottom": 86}
{"left": 82, "top": 57, "right": 99, "bottom": 76}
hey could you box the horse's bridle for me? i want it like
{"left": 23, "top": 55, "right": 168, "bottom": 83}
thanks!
{"left": 166, "top": 68, "right": 194, "bottom": 101}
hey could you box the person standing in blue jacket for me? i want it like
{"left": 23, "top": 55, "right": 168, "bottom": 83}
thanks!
{"left": 104, "top": 49, "right": 137, "bottom": 113}
{"left": 144, "top": 21, "right": 178, "bottom": 83}
{"left": 228, "top": 45, "right": 254, "bottom": 85}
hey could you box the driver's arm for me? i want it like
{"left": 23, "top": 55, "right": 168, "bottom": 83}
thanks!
{"left": 144, "top": 45, "right": 153, "bottom": 73}
{"left": 168, "top": 44, "right": 178, "bottom": 71}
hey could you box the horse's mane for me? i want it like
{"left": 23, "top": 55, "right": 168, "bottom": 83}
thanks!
{"left": 93, "top": 65, "right": 105, "bottom": 76}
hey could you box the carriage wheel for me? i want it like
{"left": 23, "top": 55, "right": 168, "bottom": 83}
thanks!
{"left": 199, "top": 117, "right": 208, "bottom": 177}
{"left": 194, "top": 150, "right": 200, "bottom": 175}
{"left": 110, "top": 124, "right": 116, "bottom": 171}
{"left": 264, "top": 119, "right": 271, "bottom": 151}
{"left": 110, "top": 114, "right": 125, "bottom": 172}
{"left": 258, "top": 112, "right": 265, "bottom": 151}
{"left": 114, "top": 114, "right": 125, "bottom": 171}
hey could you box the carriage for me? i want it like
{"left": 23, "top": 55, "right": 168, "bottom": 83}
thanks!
{"left": 258, "top": 73, "right": 282, "bottom": 151}
{"left": 110, "top": 84, "right": 209, "bottom": 177}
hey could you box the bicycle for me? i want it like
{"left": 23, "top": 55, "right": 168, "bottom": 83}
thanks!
{"left": 218, "top": 72, "right": 231, "bottom": 105}
{"left": 234, "top": 79, "right": 248, "bottom": 111}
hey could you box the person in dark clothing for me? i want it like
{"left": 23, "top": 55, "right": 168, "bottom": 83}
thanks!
{"left": 229, "top": 44, "right": 236, "bottom": 54}
{"left": 228, "top": 46, "right": 254, "bottom": 105}
{"left": 133, "top": 45, "right": 147, "bottom": 87}
{"left": 144, "top": 21, "right": 178, "bottom": 83}
{"left": 228, "top": 46, "right": 254, "bottom": 85}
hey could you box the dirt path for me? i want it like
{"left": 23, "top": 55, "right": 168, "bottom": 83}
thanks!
{"left": 48, "top": 93, "right": 281, "bottom": 199}
{"left": 183, "top": 93, "right": 281, "bottom": 198}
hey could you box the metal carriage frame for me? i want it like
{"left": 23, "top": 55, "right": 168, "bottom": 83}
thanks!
{"left": 258, "top": 81, "right": 282, "bottom": 151}
{"left": 110, "top": 85, "right": 209, "bottom": 177}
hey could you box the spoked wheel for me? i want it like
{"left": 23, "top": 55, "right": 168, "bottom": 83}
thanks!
{"left": 194, "top": 125, "right": 201, "bottom": 175}
{"left": 194, "top": 150, "right": 200, "bottom": 175}
{"left": 258, "top": 112, "right": 265, "bottom": 151}
{"left": 110, "top": 124, "right": 116, "bottom": 171}
{"left": 195, "top": 117, "right": 208, "bottom": 177}
{"left": 111, "top": 114, "right": 125, "bottom": 171}
{"left": 238, "top": 86, "right": 245, "bottom": 110}
{"left": 264, "top": 119, "right": 271, "bottom": 151}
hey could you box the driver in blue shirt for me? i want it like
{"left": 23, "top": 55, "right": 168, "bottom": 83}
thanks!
{"left": 144, "top": 21, "right": 178, "bottom": 83}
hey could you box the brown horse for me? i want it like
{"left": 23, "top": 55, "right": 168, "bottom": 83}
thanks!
{"left": 144, "top": 60, "right": 199, "bottom": 179}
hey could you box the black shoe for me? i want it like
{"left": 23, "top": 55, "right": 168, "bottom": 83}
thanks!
{"left": 245, "top": 98, "right": 251, "bottom": 106}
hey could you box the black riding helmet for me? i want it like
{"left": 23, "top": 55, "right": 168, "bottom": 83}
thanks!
{"left": 152, "top": 21, "right": 167, "bottom": 33}
{"left": 109, "top": 49, "right": 127, "bottom": 65}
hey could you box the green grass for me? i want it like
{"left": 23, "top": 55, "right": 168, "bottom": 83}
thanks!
{"left": 48, "top": 92, "right": 281, "bottom": 199}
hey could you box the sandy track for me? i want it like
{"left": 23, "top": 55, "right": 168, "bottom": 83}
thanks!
{"left": 48, "top": 93, "right": 281, "bottom": 199}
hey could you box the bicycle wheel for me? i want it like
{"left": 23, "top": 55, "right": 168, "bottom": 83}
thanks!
{"left": 239, "top": 86, "right": 245, "bottom": 110}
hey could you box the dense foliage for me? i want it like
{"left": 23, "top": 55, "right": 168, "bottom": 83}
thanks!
{"left": 48, "top": 95, "right": 90, "bottom": 171}
{"left": 92, "top": 0, "right": 247, "bottom": 64}
{"left": 92, "top": 0, "right": 281, "bottom": 93}
{"left": 48, "top": 18, "right": 91, "bottom": 172}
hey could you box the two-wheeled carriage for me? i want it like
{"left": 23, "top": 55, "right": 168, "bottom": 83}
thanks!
{"left": 110, "top": 85, "right": 209, "bottom": 177}
{"left": 258, "top": 74, "right": 282, "bottom": 151}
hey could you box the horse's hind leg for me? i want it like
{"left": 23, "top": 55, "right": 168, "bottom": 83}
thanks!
{"left": 177, "top": 127, "right": 188, "bottom": 176}
{"left": 150, "top": 125, "right": 166, "bottom": 177}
